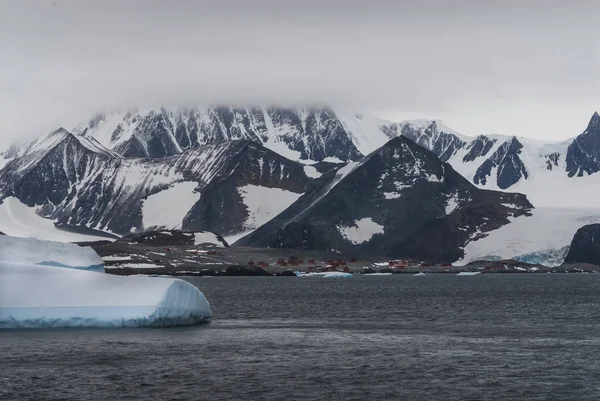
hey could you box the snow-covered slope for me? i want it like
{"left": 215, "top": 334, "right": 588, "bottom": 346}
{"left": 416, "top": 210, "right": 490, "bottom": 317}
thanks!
{"left": 235, "top": 184, "right": 303, "bottom": 237}
{"left": 0, "top": 262, "right": 211, "bottom": 328}
{"left": 0, "top": 235, "right": 104, "bottom": 272}
{"left": 0, "top": 132, "right": 315, "bottom": 237}
{"left": 384, "top": 113, "right": 600, "bottom": 209}
{"left": 0, "top": 197, "right": 115, "bottom": 242}
{"left": 73, "top": 107, "right": 364, "bottom": 162}
{"left": 65, "top": 107, "right": 600, "bottom": 210}
{"left": 141, "top": 182, "right": 200, "bottom": 230}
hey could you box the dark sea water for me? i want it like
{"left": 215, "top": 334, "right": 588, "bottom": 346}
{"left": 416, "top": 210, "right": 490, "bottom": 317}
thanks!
{"left": 3, "top": 274, "right": 600, "bottom": 400}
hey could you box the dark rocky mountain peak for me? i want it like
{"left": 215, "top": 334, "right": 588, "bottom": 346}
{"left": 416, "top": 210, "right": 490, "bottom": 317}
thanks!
{"left": 463, "top": 135, "right": 497, "bottom": 163}
{"left": 237, "top": 136, "right": 532, "bottom": 262}
{"left": 74, "top": 107, "right": 364, "bottom": 162}
{"left": 565, "top": 111, "right": 600, "bottom": 177}
{"left": 0, "top": 138, "right": 316, "bottom": 237}
{"left": 396, "top": 120, "right": 467, "bottom": 162}
{"left": 563, "top": 224, "right": 600, "bottom": 265}
{"left": 473, "top": 136, "right": 528, "bottom": 189}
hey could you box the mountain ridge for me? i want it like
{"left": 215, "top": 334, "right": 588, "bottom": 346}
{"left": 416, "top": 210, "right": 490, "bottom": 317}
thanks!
{"left": 237, "top": 135, "right": 533, "bottom": 262}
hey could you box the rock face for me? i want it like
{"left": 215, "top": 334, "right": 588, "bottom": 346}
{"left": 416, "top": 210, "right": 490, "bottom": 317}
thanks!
{"left": 73, "top": 107, "right": 364, "bottom": 162}
{"left": 0, "top": 130, "right": 315, "bottom": 237}
{"left": 473, "top": 137, "right": 528, "bottom": 189}
{"left": 565, "top": 112, "right": 600, "bottom": 177}
{"left": 383, "top": 113, "right": 600, "bottom": 200}
{"left": 563, "top": 224, "right": 600, "bottom": 265}
{"left": 237, "top": 136, "right": 533, "bottom": 262}
{"left": 462, "top": 136, "right": 497, "bottom": 163}
{"left": 379, "top": 119, "right": 467, "bottom": 162}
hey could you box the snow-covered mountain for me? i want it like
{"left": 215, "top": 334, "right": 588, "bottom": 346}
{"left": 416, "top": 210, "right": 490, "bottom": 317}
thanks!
{"left": 2, "top": 106, "right": 600, "bottom": 266}
{"left": 0, "top": 128, "right": 320, "bottom": 239}
{"left": 68, "top": 107, "right": 600, "bottom": 208}
{"left": 237, "top": 136, "right": 532, "bottom": 262}
{"left": 72, "top": 107, "right": 365, "bottom": 162}
{"left": 391, "top": 112, "right": 600, "bottom": 209}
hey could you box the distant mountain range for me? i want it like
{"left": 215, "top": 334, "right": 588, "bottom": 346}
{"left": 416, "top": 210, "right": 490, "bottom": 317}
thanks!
{"left": 1, "top": 106, "right": 599, "bottom": 264}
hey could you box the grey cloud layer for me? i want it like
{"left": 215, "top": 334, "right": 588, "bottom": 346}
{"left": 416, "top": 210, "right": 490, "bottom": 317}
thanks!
{"left": 0, "top": 0, "right": 598, "bottom": 141}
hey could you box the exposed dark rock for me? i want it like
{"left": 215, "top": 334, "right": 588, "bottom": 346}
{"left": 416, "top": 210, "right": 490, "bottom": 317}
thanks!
{"left": 395, "top": 121, "right": 467, "bottom": 162}
{"left": 0, "top": 135, "right": 314, "bottom": 237}
{"left": 563, "top": 224, "right": 600, "bottom": 265}
{"left": 224, "top": 265, "right": 272, "bottom": 276}
{"left": 276, "top": 270, "right": 299, "bottom": 276}
{"left": 76, "top": 107, "right": 364, "bottom": 162}
{"left": 463, "top": 136, "right": 497, "bottom": 163}
{"left": 238, "top": 136, "right": 532, "bottom": 263}
{"left": 473, "top": 137, "right": 528, "bottom": 189}
{"left": 566, "top": 112, "right": 600, "bottom": 177}
{"left": 545, "top": 152, "right": 560, "bottom": 170}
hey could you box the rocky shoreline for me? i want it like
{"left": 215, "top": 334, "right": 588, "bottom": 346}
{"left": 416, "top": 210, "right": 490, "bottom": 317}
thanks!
{"left": 82, "top": 235, "right": 600, "bottom": 277}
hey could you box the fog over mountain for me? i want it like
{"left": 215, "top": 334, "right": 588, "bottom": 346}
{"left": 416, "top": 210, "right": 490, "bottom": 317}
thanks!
{"left": 0, "top": 0, "right": 599, "bottom": 143}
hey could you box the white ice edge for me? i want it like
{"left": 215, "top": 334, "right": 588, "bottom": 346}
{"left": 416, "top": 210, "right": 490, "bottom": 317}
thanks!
{"left": 0, "top": 262, "right": 212, "bottom": 328}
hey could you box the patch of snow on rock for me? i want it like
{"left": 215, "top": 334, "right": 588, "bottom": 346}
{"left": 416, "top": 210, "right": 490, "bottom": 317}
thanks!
{"left": 426, "top": 173, "right": 440, "bottom": 182}
{"left": 445, "top": 195, "right": 460, "bottom": 215}
{"left": 115, "top": 263, "right": 163, "bottom": 269}
{"left": 338, "top": 218, "right": 385, "bottom": 244}
{"left": 193, "top": 232, "right": 225, "bottom": 247}
{"left": 303, "top": 165, "right": 322, "bottom": 179}
{"left": 142, "top": 182, "right": 200, "bottom": 230}
{"left": 101, "top": 255, "right": 133, "bottom": 262}
{"left": 323, "top": 157, "right": 345, "bottom": 164}
{"left": 384, "top": 192, "right": 402, "bottom": 199}
{"left": 237, "top": 185, "right": 303, "bottom": 230}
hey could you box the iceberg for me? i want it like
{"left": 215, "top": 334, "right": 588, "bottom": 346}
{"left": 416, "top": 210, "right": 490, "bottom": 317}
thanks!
{"left": 0, "top": 236, "right": 104, "bottom": 272}
{"left": 0, "top": 262, "right": 212, "bottom": 328}
{"left": 299, "top": 272, "right": 353, "bottom": 278}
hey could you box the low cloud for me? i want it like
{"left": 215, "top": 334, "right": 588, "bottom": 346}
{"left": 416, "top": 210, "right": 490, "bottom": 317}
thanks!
{"left": 0, "top": 0, "right": 598, "bottom": 142}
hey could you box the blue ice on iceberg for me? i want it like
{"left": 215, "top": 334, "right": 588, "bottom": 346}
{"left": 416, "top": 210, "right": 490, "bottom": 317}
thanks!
{"left": 0, "top": 262, "right": 212, "bottom": 328}
{"left": 0, "top": 236, "right": 104, "bottom": 272}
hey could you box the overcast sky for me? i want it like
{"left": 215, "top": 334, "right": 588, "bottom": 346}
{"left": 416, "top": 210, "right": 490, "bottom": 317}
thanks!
{"left": 0, "top": 0, "right": 598, "bottom": 142}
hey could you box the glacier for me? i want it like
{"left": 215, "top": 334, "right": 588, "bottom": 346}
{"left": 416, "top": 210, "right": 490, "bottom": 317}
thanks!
{"left": 510, "top": 246, "right": 570, "bottom": 267}
{"left": 459, "top": 208, "right": 600, "bottom": 266}
{"left": 0, "top": 262, "right": 212, "bottom": 328}
{"left": 0, "top": 236, "right": 104, "bottom": 272}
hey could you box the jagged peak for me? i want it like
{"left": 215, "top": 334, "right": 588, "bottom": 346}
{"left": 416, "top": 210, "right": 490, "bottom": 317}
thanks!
{"left": 399, "top": 118, "right": 461, "bottom": 136}
{"left": 51, "top": 127, "right": 70, "bottom": 136}
{"left": 370, "top": 136, "right": 441, "bottom": 170}
{"left": 21, "top": 128, "right": 119, "bottom": 166}
{"left": 505, "top": 136, "right": 524, "bottom": 149}
{"left": 584, "top": 111, "right": 600, "bottom": 133}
